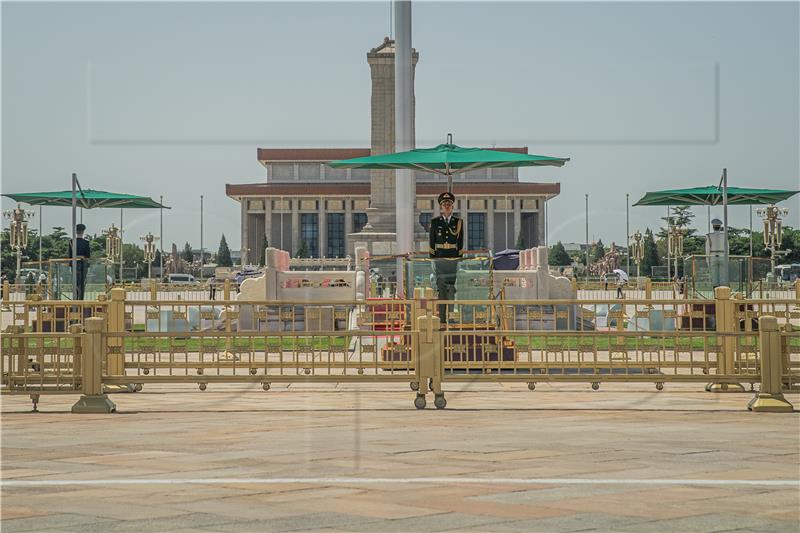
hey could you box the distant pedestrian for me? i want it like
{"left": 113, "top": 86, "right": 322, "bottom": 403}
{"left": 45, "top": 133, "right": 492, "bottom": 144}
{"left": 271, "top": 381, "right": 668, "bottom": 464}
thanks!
{"left": 208, "top": 276, "right": 217, "bottom": 300}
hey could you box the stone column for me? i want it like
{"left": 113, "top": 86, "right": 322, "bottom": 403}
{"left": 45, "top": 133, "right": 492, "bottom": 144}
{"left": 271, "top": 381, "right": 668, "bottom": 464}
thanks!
{"left": 366, "top": 38, "right": 418, "bottom": 233}
{"left": 461, "top": 197, "right": 469, "bottom": 250}
{"left": 537, "top": 196, "right": 546, "bottom": 247}
{"left": 513, "top": 199, "right": 522, "bottom": 248}
{"left": 487, "top": 197, "right": 495, "bottom": 252}
{"left": 345, "top": 199, "right": 353, "bottom": 251}
{"left": 240, "top": 200, "right": 249, "bottom": 265}
{"left": 264, "top": 197, "right": 272, "bottom": 253}
{"left": 291, "top": 200, "right": 299, "bottom": 256}
{"left": 319, "top": 200, "right": 327, "bottom": 258}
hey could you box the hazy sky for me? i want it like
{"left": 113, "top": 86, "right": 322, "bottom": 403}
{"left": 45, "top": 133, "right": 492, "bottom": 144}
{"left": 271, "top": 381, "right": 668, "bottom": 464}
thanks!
{"left": 2, "top": 1, "right": 798, "bottom": 252}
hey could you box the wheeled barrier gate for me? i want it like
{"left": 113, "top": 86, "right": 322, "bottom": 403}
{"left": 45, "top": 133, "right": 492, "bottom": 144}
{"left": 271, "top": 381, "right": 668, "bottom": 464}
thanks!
{"left": 2, "top": 288, "right": 798, "bottom": 412}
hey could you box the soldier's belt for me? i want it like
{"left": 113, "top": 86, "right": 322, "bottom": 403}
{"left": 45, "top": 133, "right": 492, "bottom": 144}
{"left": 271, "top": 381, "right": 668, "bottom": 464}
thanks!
{"left": 436, "top": 243, "right": 457, "bottom": 249}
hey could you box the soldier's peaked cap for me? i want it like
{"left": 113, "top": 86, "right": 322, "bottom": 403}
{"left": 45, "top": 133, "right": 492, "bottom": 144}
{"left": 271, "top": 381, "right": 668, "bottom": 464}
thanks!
{"left": 438, "top": 192, "right": 455, "bottom": 204}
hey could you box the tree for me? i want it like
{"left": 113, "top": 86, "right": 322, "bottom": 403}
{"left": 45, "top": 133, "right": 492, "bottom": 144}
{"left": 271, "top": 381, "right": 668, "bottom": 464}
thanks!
{"left": 122, "top": 243, "right": 146, "bottom": 280}
{"left": 296, "top": 240, "right": 310, "bottom": 258}
{"left": 548, "top": 241, "right": 572, "bottom": 266}
{"left": 591, "top": 239, "right": 606, "bottom": 262}
{"left": 659, "top": 206, "right": 696, "bottom": 236}
{"left": 515, "top": 232, "right": 525, "bottom": 250}
{"left": 217, "top": 235, "right": 233, "bottom": 267}
{"left": 258, "top": 235, "right": 269, "bottom": 266}
{"left": 182, "top": 242, "right": 194, "bottom": 263}
{"left": 641, "top": 228, "right": 661, "bottom": 277}
{"left": 780, "top": 227, "right": 800, "bottom": 263}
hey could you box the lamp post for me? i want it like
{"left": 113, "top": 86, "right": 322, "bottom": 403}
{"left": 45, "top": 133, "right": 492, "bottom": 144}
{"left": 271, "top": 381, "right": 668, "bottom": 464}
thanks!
{"left": 631, "top": 230, "right": 644, "bottom": 280}
{"left": 625, "top": 193, "right": 630, "bottom": 275}
{"left": 585, "top": 194, "right": 589, "bottom": 282}
{"left": 668, "top": 223, "right": 684, "bottom": 280}
{"left": 3, "top": 205, "right": 35, "bottom": 284}
{"left": 104, "top": 224, "right": 122, "bottom": 282}
{"left": 757, "top": 204, "right": 789, "bottom": 274}
{"left": 200, "top": 195, "right": 204, "bottom": 281}
{"left": 140, "top": 232, "right": 160, "bottom": 280}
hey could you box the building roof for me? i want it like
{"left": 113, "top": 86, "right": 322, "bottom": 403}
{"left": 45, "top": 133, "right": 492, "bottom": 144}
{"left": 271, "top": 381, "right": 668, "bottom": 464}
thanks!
{"left": 226, "top": 181, "right": 560, "bottom": 199}
{"left": 258, "top": 148, "right": 371, "bottom": 163}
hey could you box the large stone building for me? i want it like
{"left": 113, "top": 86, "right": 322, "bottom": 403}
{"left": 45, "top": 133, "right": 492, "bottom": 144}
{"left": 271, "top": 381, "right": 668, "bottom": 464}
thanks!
{"left": 226, "top": 38, "right": 560, "bottom": 263}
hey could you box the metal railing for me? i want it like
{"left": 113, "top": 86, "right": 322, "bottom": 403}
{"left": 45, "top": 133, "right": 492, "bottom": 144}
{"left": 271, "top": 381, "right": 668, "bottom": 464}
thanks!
{"left": 2, "top": 286, "right": 797, "bottom": 412}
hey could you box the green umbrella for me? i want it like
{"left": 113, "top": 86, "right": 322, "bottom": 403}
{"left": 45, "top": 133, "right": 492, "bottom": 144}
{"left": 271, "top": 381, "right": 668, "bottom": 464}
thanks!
{"left": 329, "top": 134, "right": 569, "bottom": 192}
{"left": 4, "top": 181, "right": 169, "bottom": 299}
{"left": 3, "top": 189, "right": 168, "bottom": 209}
{"left": 633, "top": 176, "right": 799, "bottom": 275}
{"left": 633, "top": 185, "right": 798, "bottom": 207}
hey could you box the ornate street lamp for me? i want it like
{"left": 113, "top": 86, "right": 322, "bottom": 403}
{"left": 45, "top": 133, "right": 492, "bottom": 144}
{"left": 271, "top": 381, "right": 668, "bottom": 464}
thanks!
{"left": 667, "top": 223, "right": 684, "bottom": 280}
{"left": 104, "top": 224, "right": 122, "bottom": 267}
{"left": 757, "top": 204, "right": 789, "bottom": 273}
{"left": 3, "top": 205, "right": 35, "bottom": 283}
{"left": 631, "top": 230, "right": 645, "bottom": 279}
{"left": 140, "top": 232, "right": 160, "bottom": 280}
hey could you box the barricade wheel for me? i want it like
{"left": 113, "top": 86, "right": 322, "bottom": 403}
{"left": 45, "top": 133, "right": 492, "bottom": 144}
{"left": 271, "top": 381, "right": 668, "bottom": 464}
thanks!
{"left": 262, "top": 383, "right": 270, "bottom": 391}
{"left": 197, "top": 368, "right": 204, "bottom": 375}
{"left": 304, "top": 368, "right": 311, "bottom": 375}
{"left": 134, "top": 383, "right": 143, "bottom": 392}
{"left": 656, "top": 382, "right": 664, "bottom": 391}
{"left": 199, "top": 383, "right": 207, "bottom": 391}
{"left": 702, "top": 367, "right": 709, "bottom": 375}
{"left": 357, "top": 368, "right": 364, "bottom": 375}
{"left": 591, "top": 382, "right": 600, "bottom": 391}
{"left": 414, "top": 394, "right": 426, "bottom": 410}
{"left": 527, "top": 382, "right": 536, "bottom": 391}
{"left": 410, "top": 380, "right": 420, "bottom": 391}
{"left": 434, "top": 394, "right": 447, "bottom": 410}
{"left": 249, "top": 368, "right": 257, "bottom": 375}
{"left": 143, "top": 368, "right": 150, "bottom": 375}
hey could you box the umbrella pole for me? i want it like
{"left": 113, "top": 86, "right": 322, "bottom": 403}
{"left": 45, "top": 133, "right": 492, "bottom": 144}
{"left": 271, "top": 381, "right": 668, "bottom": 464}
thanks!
{"left": 160, "top": 195, "right": 164, "bottom": 280}
{"left": 666, "top": 206, "right": 671, "bottom": 281}
{"left": 749, "top": 205, "right": 753, "bottom": 256}
{"left": 722, "top": 168, "right": 729, "bottom": 280}
{"left": 71, "top": 173, "right": 78, "bottom": 300}
{"left": 119, "top": 208, "right": 123, "bottom": 283}
{"left": 38, "top": 205, "right": 42, "bottom": 273}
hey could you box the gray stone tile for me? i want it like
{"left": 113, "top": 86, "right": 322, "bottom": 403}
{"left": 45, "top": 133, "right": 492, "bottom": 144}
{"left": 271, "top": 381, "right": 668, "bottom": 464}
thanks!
{"left": 470, "top": 486, "right": 635, "bottom": 505}
{"left": 456, "top": 513, "right": 651, "bottom": 532}
{"left": 202, "top": 512, "right": 383, "bottom": 532}
{"left": 614, "top": 513, "right": 800, "bottom": 533}
{"left": 54, "top": 513, "right": 241, "bottom": 533}
{"left": 0, "top": 513, "right": 116, "bottom": 533}
{"left": 345, "top": 512, "right": 506, "bottom": 532}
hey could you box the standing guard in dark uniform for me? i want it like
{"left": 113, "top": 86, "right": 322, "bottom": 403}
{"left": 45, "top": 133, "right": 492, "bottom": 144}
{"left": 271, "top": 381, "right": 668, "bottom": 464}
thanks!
{"left": 67, "top": 223, "right": 91, "bottom": 300}
{"left": 429, "top": 192, "right": 463, "bottom": 324}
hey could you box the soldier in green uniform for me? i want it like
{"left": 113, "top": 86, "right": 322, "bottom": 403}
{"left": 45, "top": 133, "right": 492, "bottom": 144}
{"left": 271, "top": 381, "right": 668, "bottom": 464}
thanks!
{"left": 429, "top": 192, "right": 464, "bottom": 324}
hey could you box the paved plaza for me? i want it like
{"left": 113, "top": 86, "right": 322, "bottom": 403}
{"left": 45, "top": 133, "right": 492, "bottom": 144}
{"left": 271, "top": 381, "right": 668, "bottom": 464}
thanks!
{"left": 2, "top": 383, "right": 799, "bottom": 532}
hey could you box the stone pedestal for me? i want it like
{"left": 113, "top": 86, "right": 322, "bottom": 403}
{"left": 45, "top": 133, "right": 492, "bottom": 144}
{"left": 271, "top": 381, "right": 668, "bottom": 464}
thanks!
{"left": 71, "top": 394, "right": 117, "bottom": 414}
